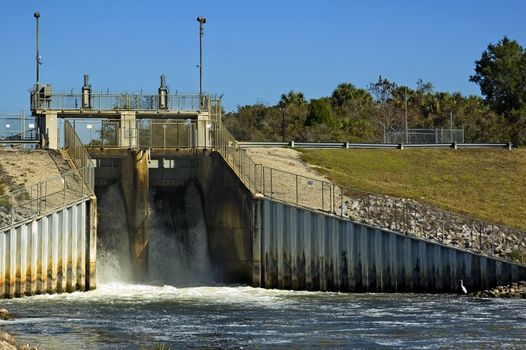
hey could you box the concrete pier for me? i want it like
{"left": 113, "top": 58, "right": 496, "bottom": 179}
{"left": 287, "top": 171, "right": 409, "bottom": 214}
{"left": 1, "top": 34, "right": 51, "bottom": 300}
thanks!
{"left": 119, "top": 149, "right": 150, "bottom": 281}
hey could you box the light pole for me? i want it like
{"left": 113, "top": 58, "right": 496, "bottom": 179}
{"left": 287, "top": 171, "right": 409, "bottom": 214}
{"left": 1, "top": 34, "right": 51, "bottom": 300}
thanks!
{"left": 197, "top": 16, "right": 206, "bottom": 107}
{"left": 281, "top": 106, "right": 285, "bottom": 142}
{"left": 404, "top": 87, "right": 408, "bottom": 144}
{"left": 34, "top": 12, "right": 41, "bottom": 84}
{"left": 449, "top": 111, "right": 453, "bottom": 142}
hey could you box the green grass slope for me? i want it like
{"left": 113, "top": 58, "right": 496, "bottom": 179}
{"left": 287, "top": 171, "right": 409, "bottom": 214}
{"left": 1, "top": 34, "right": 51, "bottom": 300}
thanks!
{"left": 300, "top": 149, "right": 526, "bottom": 231}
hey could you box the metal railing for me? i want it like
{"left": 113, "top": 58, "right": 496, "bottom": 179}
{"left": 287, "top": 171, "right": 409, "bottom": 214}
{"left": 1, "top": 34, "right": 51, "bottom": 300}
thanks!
{"left": 237, "top": 141, "right": 513, "bottom": 150}
{"left": 72, "top": 119, "right": 214, "bottom": 150}
{"left": 0, "top": 121, "right": 95, "bottom": 229}
{"left": 32, "top": 91, "right": 207, "bottom": 112}
{"left": 215, "top": 123, "right": 526, "bottom": 264}
{"left": 0, "top": 166, "right": 92, "bottom": 230}
{"left": 0, "top": 113, "right": 38, "bottom": 143}
{"left": 64, "top": 120, "right": 95, "bottom": 193}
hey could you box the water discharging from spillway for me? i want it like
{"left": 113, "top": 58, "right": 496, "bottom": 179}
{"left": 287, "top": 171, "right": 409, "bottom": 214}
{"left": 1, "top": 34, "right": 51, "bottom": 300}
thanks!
{"left": 148, "top": 183, "right": 213, "bottom": 285}
{"left": 96, "top": 184, "right": 134, "bottom": 284}
{"left": 5, "top": 183, "right": 526, "bottom": 349}
{"left": 96, "top": 182, "right": 213, "bottom": 286}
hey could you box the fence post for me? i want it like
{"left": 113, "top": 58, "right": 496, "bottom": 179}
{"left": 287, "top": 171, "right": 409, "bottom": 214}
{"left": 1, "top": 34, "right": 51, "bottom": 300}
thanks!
{"left": 295, "top": 174, "right": 298, "bottom": 205}
{"left": 259, "top": 164, "right": 263, "bottom": 193}
{"left": 441, "top": 212, "right": 445, "bottom": 243}
{"left": 44, "top": 181, "right": 48, "bottom": 212}
{"left": 38, "top": 182, "right": 42, "bottom": 215}
{"left": 479, "top": 220, "right": 483, "bottom": 253}
{"left": 10, "top": 192, "right": 14, "bottom": 225}
{"left": 331, "top": 184, "right": 334, "bottom": 214}
{"left": 237, "top": 147, "right": 240, "bottom": 175}
{"left": 413, "top": 205, "right": 417, "bottom": 234}
{"left": 321, "top": 182, "right": 324, "bottom": 211}
{"left": 263, "top": 166, "right": 266, "bottom": 195}
{"left": 270, "top": 168, "right": 273, "bottom": 198}
{"left": 394, "top": 200, "right": 398, "bottom": 231}
{"left": 340, "top": 187, "right": 343, "bottom": 218}
{"left": 240, "top": 150, "right": 244, "bottom": 182}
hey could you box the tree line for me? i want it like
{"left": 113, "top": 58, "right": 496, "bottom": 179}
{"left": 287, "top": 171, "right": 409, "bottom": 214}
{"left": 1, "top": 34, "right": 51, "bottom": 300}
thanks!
{"left": 223, "top": 37, "right": 526, "bottom": 145}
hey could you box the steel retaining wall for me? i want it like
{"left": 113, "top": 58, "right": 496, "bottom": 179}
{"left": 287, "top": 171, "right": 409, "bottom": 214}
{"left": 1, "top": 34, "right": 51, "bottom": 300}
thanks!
{"left": 0, "top": 200, "right": 93, "bottom": 298}
{"left": 256, "top": 198, "right": 526, "bottom": 293}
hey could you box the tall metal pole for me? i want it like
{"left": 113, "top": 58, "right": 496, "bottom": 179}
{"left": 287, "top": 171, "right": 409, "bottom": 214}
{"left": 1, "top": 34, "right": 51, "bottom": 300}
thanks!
{"left": 404, "top": 87, "right": 408, "bottom": 144}
{"left": 34, "top": 12, "right": 40, "bottom": 84}
{"left": 450, "top": 111, "right": 453, "bottom": 142}
{"left": 197, "top": 16, "right": 206, "bottom": 106}
{"left": 199, "top": 21, "right": 203, "bottom": 98}
{"left": 281, "top": 107, "right": 285, "bottom": 142}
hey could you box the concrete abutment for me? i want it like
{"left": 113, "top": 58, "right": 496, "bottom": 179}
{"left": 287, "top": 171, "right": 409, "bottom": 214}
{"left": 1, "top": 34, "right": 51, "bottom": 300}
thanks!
{"left": 119, "top": 149, "right": 150, "bottom": 281}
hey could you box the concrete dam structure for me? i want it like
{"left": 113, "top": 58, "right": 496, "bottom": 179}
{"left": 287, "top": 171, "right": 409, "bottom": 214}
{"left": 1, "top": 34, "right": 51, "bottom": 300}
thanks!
{"left": 95, "top": 149, "right": 526, "bottom": 292}
{"left": 1, "top": 77, "right": 525, "bottom": 298}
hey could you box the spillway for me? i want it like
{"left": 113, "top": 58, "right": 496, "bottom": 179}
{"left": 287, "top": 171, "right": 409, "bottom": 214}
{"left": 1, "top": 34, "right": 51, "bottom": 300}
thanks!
{"left": 96, "top": 180, "right": 213, "bottom": 286}
{"left": 148, "top": 182, "right": 213, "bottom": 285}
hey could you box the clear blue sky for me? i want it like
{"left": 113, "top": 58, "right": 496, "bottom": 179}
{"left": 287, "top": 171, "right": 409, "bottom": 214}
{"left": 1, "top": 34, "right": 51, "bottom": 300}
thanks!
{"left": 0, "top": 0, "right": 525, "bottom": 112}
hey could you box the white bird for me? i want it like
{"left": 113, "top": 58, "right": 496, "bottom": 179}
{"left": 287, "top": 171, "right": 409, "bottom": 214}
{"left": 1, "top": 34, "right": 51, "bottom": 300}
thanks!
{"left": 460, "top": 279, "right": 468, "bottom": 294}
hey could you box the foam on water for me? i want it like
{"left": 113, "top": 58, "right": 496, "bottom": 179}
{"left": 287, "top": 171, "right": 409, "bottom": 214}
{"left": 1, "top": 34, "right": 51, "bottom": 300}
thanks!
{"left": 2, "top": 285, "right": 525, "bottom": 349}
{"left": 18, "top": 283, "right": 300, "bottom": 306}
{"left": 9, "top": 178, "right": 522, "bottom": 348}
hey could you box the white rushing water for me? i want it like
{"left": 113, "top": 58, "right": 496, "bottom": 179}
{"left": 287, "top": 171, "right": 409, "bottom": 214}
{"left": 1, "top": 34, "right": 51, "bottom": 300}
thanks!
{"left": 3, "top": 283, "right": 526, "bottom": 349}
{"left": 6, "top": 183, "right": 520, "bottom": 348}
{"left": 96, "top": 184, "right": 134, "bottom": 284}
{"left": 148, "top": 182, "right": 214, "bottom": 285}
{"left": 96, "top": 181, "right": 213, "bottom": 286}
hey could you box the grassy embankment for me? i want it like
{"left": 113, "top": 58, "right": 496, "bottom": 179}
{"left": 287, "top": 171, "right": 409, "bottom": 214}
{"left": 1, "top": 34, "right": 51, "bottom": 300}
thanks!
{"left": 300, "top": 148, "right": 526, "bottom": 231}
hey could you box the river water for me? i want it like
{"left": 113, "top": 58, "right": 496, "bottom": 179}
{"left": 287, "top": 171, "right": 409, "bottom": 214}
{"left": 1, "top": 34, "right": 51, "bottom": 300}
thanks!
{"left": 1, "top": 284, "right": 525, "bottom": 349}
{"left": 2, "top": 185, "right": 523, "bottom": 349}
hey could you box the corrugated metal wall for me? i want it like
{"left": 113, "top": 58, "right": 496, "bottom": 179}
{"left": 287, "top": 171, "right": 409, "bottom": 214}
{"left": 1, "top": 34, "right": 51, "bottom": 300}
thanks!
{"left": 0, "top": 200, "right": 91, "bottom": 298}
{"left": 257, "top": 199, "right": 526, "bottom": 293}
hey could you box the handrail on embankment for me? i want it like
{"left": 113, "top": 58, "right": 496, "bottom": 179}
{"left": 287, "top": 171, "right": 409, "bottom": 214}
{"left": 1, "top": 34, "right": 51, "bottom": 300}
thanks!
{"left": 0, "top": 166, "right": 92, "bottom": 230}
{"left": 237, "top": 141, "right": 514, "bottom": 150}
{"left": 0, "top": 121, "right": 94, "bottom": 231}
{"left": 214, "top": 123, "right": 526, "bottom": 265}
{"left": 64, "top": 120, "right": 95, "bottom": 194}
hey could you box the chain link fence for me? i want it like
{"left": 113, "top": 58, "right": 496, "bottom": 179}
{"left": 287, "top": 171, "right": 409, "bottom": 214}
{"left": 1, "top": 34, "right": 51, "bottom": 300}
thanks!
{"left": 0, "top": 166, "right": 92, "bottom": 230}
{"left": 215, "top": 123, "right": 525, "bottom": 265}
{"left": 64, "top": 120, "right": 95, "bottom": 193}
{"left": 385, "top": 128, "right": 465, "bottom": 144}
{"left": 0, "top": 121, "right": 95, "bottom": 230}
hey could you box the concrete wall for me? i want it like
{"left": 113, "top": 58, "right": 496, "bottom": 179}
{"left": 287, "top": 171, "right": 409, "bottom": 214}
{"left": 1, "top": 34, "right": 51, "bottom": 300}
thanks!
{"left": 95, "top": 152, "right": 256, "bottom": 284}
{"left": 195, "top": 154, "right": 255, "bottom": 284}
{"left": 257, "top": 199, "right": 526, "bottom": 293}
{"left": 0, "top": 200, "right": 95, "bottom": 298}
